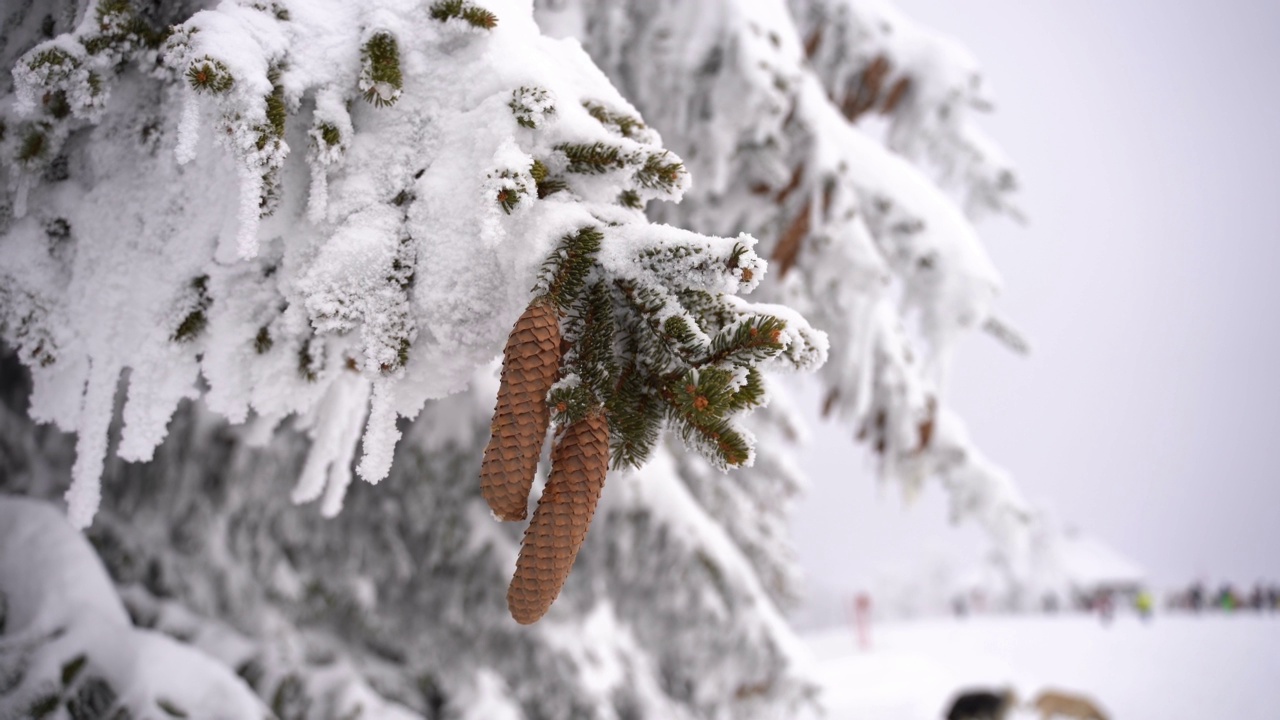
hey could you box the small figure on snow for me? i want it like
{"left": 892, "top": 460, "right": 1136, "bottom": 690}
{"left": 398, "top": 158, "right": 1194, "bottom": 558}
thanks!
{"left": 944, "top": 687, "right": 1017, "bottom": 720}
{"left": 1030, "top": 688, "right": 1109, "bottom": 720}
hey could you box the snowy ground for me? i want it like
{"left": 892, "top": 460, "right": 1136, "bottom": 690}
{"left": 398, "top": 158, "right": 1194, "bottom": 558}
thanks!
{"left": 802, "top": 614, "right": 1280, "bottom": 720}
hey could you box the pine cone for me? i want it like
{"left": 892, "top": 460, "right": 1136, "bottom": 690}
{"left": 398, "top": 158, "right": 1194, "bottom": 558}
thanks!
{"left": 480, "top": 298, "right": 561, "bottom": 521}
{"left": 508, "top": 409, "right": 610, "bottom": 624}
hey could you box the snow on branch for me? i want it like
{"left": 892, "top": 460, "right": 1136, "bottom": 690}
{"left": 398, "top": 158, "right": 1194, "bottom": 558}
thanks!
{"left": 0, "top": 0, "right": 823, "bottom": 529}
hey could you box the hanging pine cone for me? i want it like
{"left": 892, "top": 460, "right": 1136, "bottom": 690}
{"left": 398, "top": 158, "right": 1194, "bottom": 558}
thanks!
{"left": 480, "top": 298, "right": 561, "bottom": 521}
{"left": 508, "top": 408, "right": 610, "bottom": 624}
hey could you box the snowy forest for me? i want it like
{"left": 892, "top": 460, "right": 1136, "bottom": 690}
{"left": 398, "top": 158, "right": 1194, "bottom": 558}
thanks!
{"left": 0, "top": 0, "right": 1030, "bottom": 718}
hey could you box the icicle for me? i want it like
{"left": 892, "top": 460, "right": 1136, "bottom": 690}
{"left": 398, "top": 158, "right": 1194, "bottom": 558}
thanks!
{"left": 321, "top": 403, "right": 365, "bottom": 516}
{"left": 175, "top": 89, "right": 201, "bottom": 165}
{"left": 355, "top": 380, "right": 400, "bottom": 484}
{"left": 292, "top": 375, "right": 370, "bottom": 510}
{"left": 235, "top": 165, "right": 263, "bottom": 259}
{"left": 306, "top": 163, "right": 329, "bottom": 224}
{"left": 66, "top": 360, "right": 120, "bottom": 529}
{"left": 11, "top": 174, "right": 30, "bottom": 219}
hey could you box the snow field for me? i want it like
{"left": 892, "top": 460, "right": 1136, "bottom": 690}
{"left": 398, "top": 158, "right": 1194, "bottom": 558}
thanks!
{"left": 803, "top": 614, "right": 1280, "bottom": 720}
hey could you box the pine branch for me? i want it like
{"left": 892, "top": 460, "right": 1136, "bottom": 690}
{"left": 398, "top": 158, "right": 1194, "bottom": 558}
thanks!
{"left": 535, "top": 227, "right": 603, "bottom": 311}
{"left": 429, "top": 1, "right": 499, "bottom": 30}
{"left": 360, "top": 33, "right": 403, "bottom": 107}
{"left": 185, "top": 57, "right": 233, "bottom": 94}
{"left": 556, "top": 142, "right": 627, "bottom": 174}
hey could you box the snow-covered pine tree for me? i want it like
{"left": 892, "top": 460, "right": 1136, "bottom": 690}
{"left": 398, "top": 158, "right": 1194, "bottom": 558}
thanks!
{"left": 0, "top": 1, "right": 1029, "bottom": 719}
{"left": 1, "top": 0, "right": 828, "bottom": 717}
{"left": 535, "top": 0, "right": 1037, "bottom": 588}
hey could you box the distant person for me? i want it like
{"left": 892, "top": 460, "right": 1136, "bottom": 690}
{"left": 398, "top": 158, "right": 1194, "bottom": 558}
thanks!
{"left": 1188, "top": 582, "right": 1205, "bottom": 612}
{"left": 1096, "top": 592, "right": 1114, "bottom": 625}
{"left": 1217, "top": 585, "right": 1238, "bottom": 612}
{"left": 1042, "top": 594, "right": 1059, "bottom": 614}
{"left": 944, "top": 687, "right": 1017, "bottom": 720}
{"left": 1248, "top": 583, "right": 1265, "bottom": 611}
{"left": 852, "top": 592, "right": 872, "bottom": 650}
{"left": 1135, "top": 590, "right": 1153, "bottom": 621}
{"left": 952, "top": 596, "right": 969, "bottom": 618}
{"left": 1031, "top": 689, "right": 1109, "bottom": 720}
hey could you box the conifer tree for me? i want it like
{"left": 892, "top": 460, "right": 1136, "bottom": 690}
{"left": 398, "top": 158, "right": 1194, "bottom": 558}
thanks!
{"left": 0, "top": 0, "right": 1030, "bottom": 717}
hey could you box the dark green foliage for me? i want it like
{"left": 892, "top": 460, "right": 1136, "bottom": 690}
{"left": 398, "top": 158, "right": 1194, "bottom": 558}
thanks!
{"left": 318, "top": 122, "right": 341, "bottom": 147}
{"left": 171, "top": 275, "right": 211, "bottom": 343}
{"left": 418, "top": 674, "right": 447, "bottom": 719}
{"left": 298, "top": 339, "right": 321, "bottom": 382}
{"left": 44, "top": 90, "right": 71, "bottom": 119}
{"left": 552, "top": 282, "right": 617, "bottom": 424}
{"left": 510, "top": 87, "right": 553, "bottom": 128}
{"left": 396, "top": 336, "right": 411, "bottom": 369}
{"left": 84, "top": 0, "right": 161, "bottom": 55}
{"left": 60, "top": 655, "right": 87, "bottom": 686}
{"left": 490, "top": 170, "right": 527, "bottom": 213}
{"left": 185, "top": 57, "right": 233, "bottom": 94}
{"left": 663, "top": 370, "right": 752, "bottom": 468}
{"left": 530, "top": 159, "right": 567, "bottom": 198}
{"left": 582, "top": 101, "right": 646, "bottom": 139}
{"left": 156, "top": 697, "right": 188, "bottom": 717}
{"left": 523, "top": 221, "right": 796, "bottom": 468}
{"left": 606, "top": 363, "right": 664, "bottom": 470}
{"left": 497, "top": 187, "right": 520, "bottom": 213}
{"left": 263, "top": 66, "right": 287, "bottom": 142}
{"left": 429, "top": 0, "right": 499, "bottom": 29}
{"left": 634, "top": 151, "right": 685, "bottom": 191}
{"left": 271, "top": 674, "right": 309, "bottom": 720}
{"left": 68, "top": 676, "right": 118, "bottom": 720}
{"left": 26, "top": 48, "right": 79, "bottom": 76}
{"left": 0, "top": 119, "right": 6, "bottom": 143}
{"left": 235, "top": 657, "right": 266, "bottom": 692}
{"left": 254, "top": 326, "right": 273, "bottom": 354}
{"left": 704, "top": 315, "right": 787, "bottom": 368}
{"left": 0, "top": 590, "right": 6, "bottom": 634}
{"left": 251, "top": 2, "right": 291, "bottom": 21}
{"left": 259, "top": 168, "right": 282, "bottom": 217}
{"left": 535, "top": 227, "right": 603, "bottom": 311}
{"left": 617, "top": 189, "right": 643, "bottom": 209}
{"left": 44, "top": 217, "right": 71, "bottom": 245}
{"left": 18, "top": 127, "right": 47, "bottom": 164}
{"left": 254, "top": 65, "right": 287, "bottom": 218}
{"left": 28, "top": 693, "right": 60, "bottom": 718}
{"left": 557, "top": 142, "right": 625, "bottom": 174}
{"left": 361, "top": 33, "right": 403, "bottom": 107}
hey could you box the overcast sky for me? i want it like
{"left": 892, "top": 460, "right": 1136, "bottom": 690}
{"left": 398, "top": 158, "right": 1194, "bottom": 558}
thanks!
{"left": 791, "top": 0, "right": 1280, "bottom": 597}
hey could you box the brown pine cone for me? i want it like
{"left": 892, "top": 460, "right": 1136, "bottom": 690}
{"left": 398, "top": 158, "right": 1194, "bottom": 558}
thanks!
{"left": 480, "top": 298, "right": 561, "bottom": 522}
{"left": 508, "top": 408, "right": 610, "bottom": 624}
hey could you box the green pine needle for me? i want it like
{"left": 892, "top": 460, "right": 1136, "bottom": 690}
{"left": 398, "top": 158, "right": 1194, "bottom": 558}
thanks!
{"left": 318, "top": 122, "right": 341, "bottom": 146}
{"left": 17, "top": 127, "right": 47, "bottom": 163}
{"left": 536, "top": 226, "right": 603, "bottom": 311}
{"left": 557, "top": 142, "right": 627, "bottom": 174}
{"left": 634, "top": 151, "right": 685, "bottom": 190}
{"left": 186, "top": 57, "right": 234, "bottom": 94}
{"left": 361, "top": 33, "right": 403, "bottom": 107}
{"left": 254, "top": 326, "right": 273, "bottom": 354}
{"left": 171, "top": 275, "right": 212, "bottom": 343}
{"left": 582, "top": 101, "right": 646, "bottom": 139}
{"left": 430, "top": 0, "right": 499, "bottom": 29}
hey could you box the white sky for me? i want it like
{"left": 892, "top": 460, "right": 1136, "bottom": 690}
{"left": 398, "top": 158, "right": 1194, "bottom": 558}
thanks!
{"left": 791, "top": 0, "right": 1280, "bottom": 596}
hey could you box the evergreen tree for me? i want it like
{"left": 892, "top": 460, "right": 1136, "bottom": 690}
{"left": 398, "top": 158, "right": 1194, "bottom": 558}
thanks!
{"left": 0, "top": 1, "right": 1028, "bottom": 718}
